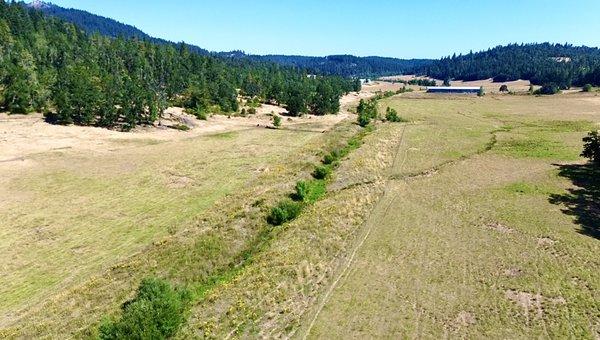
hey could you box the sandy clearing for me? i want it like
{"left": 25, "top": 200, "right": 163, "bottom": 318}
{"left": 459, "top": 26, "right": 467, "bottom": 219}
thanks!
{"left": 451, "top": 78, "right": 533, "bottom": 93}
{"left": 0, "top": 96, "right": 362, "bottom": 170}
{"left": 380, "top": 75, "right": 535, "bottom": 93}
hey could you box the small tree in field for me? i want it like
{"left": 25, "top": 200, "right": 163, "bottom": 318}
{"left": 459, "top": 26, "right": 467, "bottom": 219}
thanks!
{"left": 273, "top": 114, "right": 282, "bottom": 128}
{"left": 582, "top": 130, "right": 600, "bottom": 166}
{"left": 357, "top": 112, "right": 371, "bottom": 127}
{"left": 499, "top": 84, "right": 509, "bottom": 93}
{"left": 385, "top": 107, "right": 404, "bottom": 122}
{"left": 582, "top": 84, "right": 593, "bottom": 92}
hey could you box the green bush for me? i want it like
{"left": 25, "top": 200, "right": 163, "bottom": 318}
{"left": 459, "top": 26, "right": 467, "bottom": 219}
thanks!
{"left": 171, "top": 124, "right": 190, "bottom": 131}
{"left": 267, "top": 200, "right": 303, "bottom": 226}
{"left": 323, "top": 149, "right": 342, "bottom": 165}
{"left": 248, "top": 107, "right": 257, "bottom": 115}
{"left": 534, "top": 84, "right": 560, "bottom": 95}
{"left": 357, "top": 112, "right": 371, "bottom": 127}
{"left": 195, "top": 106, "right": 208, "bottom": 120}
{"left": 273, "top": 115, "right": 282, "bottom": 127}
{"left": 346, "top": 134, "right": 364, "bottom": 151}
{"left": 385, "top": 107, "right": 405, "bottom": 122}
{"left": 293, "top": 180, "right": 326, "bottom": 203}
{"left": 477, "top": 86, "right": 485, "bottom": 97}
{"left": 396, "top": 86, "right": 413, "bottom": 94}
{"left": 357, "top": 99, "right": 378, "bottom": 119}
{"left": 582, "top": 84, "right": 593, "bottom": 92}
{"left": 582, "top": 130, "right": 600, "bottom": 165}
{"left": 99, "top": 278, "right": 191, "bottom": 340}
{"left": 313, "top": 164, "right": 333, "bottom": 180}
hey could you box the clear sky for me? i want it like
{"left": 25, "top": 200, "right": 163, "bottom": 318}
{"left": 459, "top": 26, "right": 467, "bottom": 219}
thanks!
{"left": 47, "top": 0, "right": 600, "bottom": 59}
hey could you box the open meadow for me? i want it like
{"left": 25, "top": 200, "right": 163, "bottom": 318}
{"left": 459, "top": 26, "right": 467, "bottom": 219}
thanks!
{"left": 0, "top": 94, "right": 360, "bottom": 336}
{"left": 304, "top": 92, "right": 600, "bottom": 338}
{"left": 1, "top": 86, "right": 599, "bottom": 338}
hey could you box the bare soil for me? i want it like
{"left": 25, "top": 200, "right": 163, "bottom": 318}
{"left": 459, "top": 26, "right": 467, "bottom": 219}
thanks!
{"left": 0, "top": 100, "right": 355, "bottom": 172}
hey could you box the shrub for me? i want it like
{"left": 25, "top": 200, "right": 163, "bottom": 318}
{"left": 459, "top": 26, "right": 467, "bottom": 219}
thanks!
{"left": 313, "top": 164, "right": 333, "bottom": 180}
{"left": 240, "top": 108, "right": 247, "bottom": 117}
{"left": 248, "top": 107, "right": 257, "bottom": 115}
{"left": 477, "top": 86, "right": 485, "bottom": 97}
{"left": 357, "top": 112, "right": 371, "bottom": 127}
{"left": 582, "top": 130, "right": 600, "bottom": 165}
{"left": 385, "top": 107, "right": 405, "bottom": 122}
{"left": 267, "top": 200, "right": 303, "bottom": 226}
{"left": 499, "top": 84, "right": 509, "bottom": 92}
{"left": 582, "top": 84, "right": 593, "bottom": 92}
{"left": 195, "top": 106, "right": 208, "bottom": 120}
{"left": 395, "top": 86, "right": 413, "bottom": 94}
{"left": 357, "top": 99, "right": 378, "bottom": 119}
{"left": 534, "top": 84, "right": 560, "bottom": 95}
{"left": 171, "top": 124, "right": 190, "bottom": 131}
{"left": 273, "top": 115, "right": 282, "bottom": 127}
{"left": 323, "top": 149, "right": 341, "bottom": 165}
{"left": 99, "top": 278, "right": 191, "bottom": 340}
{"left": 293, "top": 180, "right": 326, "bottom": 203}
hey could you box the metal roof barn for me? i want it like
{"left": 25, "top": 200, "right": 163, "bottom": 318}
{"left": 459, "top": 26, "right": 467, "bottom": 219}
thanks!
{"left": 427, "top": 87, "right": 481, "bottom": 94}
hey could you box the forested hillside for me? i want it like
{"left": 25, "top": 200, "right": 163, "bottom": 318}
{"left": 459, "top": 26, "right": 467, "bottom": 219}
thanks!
{"left": 27, "top": 0, "right": 210, "bottom": 56}
{"left": 27, "top": 1, "right": 430, "bottom": 78}
{"left": 28, "top": 0, "right": 149, "bottom": 40}
{"left": 221, "top": 53, "right": 432, "bottom": 78}
{"left": 420, "top": 43, "right": 600, "bottom": 88}
{"left": 0, "top": 1, "right": 356, "bottom": 129}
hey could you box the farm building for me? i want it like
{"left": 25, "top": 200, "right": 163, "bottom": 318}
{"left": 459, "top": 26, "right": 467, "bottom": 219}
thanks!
{"left": 427, "top": 87, "right": 480, "bottom": 94}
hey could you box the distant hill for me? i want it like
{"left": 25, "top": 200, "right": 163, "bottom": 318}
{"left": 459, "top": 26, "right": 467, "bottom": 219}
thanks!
{"left": 25, "top": 1, "right": 211, "bottom": 55}
{"left": 27, "top": 0, "right": 150, "bottom": 39}
{"left": 419, "top": 43, "right": 600, "bottom": 87}
{"left": 219, "top": 53, "right": 432, "bottom": 78}
{"left": 25, "top": 1, "right": 429, "bottom": 78}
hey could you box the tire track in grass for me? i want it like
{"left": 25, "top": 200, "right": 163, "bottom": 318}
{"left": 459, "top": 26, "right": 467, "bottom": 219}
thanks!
{"left": 302, "top": 124, "right": 408, "bottom": 339}
{"left": 302, "top": 114, "right": 503, "bottom": 338}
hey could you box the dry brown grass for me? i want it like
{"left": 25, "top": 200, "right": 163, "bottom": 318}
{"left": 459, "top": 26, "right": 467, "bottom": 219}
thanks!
{"left": 3, "top": 88, "right": 599, "bottom": 338}
{"left": 305, "top": 92, "right": 600, "bottom": 339}
{"left": 0, "top": 95, "right": 358, "bottom": 337}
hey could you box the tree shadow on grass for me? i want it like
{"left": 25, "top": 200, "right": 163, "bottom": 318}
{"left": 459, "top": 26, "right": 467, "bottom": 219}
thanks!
{"left": 549, "top": 163, "right": 600, "bottom": 239}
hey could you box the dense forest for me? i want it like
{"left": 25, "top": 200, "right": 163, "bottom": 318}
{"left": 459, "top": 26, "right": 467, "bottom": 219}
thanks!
{"left": 226, "top": 53, "right": 432, "bottom": 78}
{"left": 29, "top": 1, "right": 431, "bottom": 78}
{"left": 27, "top": 0, "right": 211, "bottom": 56}
{"left": 419, "top": 43, "right": 600, "bottom": 88}
{"left": 0, "top": 1, "right": 357, "bottom": 128}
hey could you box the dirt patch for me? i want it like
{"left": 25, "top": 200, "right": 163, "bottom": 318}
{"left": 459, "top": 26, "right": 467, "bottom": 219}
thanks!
{"left": 166, "top": 174, "right": 195, "bottom": 189}
{"left": 452, "top": 311, "right": 476, "bottom": 329}
{"left": 505, "top": 290, "right": 567, "bottom": 320}
{"left": 452, "top": 78, "right": 532, "bottom": 93}
{"left": 503, "top": 268, "right": 523, "bottom": 278}
{"left": 537, "top": 237, "right": 557, "bottom": 247}
{"left": 487, "top": 222, "right": 514, "bottom": 234}
{"left": 505, "top": 290, "right": 544, "bottom": 319}
{"left": 0, "top": 100, "right": 353, "bottom": 178}
{"left": 254, "top": 103, "right": 287, "bottom": 116}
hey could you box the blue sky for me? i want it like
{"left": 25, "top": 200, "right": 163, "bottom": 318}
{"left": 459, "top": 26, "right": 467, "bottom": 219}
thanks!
{"left": 47, "top": 0, "right": 600, "bottom": 59}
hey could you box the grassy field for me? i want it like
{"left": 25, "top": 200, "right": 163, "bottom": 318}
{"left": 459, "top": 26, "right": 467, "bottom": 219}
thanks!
{"left": 305, "top": 93, "right": 600, "bottom": 338}
{"left": 169, "top": 92, "right": 599, "bottom": 339}
{"left": 0, "top": 120, "right": 343, "bottom": 336}
{"left": 2, "top": 90, "right": 599, "bottom": 338}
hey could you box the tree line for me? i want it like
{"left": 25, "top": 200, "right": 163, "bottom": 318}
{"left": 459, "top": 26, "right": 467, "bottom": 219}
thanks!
{"left": 0, "top": 1, "right": 357, "bottom": 129}
{"left": 418, "top": 43, "right": 600, "bottom": 89}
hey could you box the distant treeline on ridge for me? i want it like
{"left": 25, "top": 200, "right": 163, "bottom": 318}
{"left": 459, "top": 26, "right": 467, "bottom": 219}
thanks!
{"left": 418, "top": 43, "right": 600, "bottom": 88}
{"left": 0, "top": 1, "right": 358, "bottom": 128}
